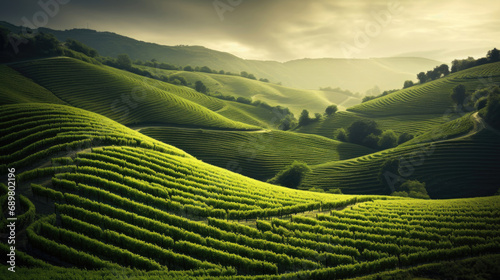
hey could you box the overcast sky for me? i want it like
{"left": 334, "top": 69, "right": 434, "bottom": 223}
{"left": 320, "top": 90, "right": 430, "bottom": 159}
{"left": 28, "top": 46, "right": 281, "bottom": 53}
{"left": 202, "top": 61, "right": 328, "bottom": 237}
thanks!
{"left": 1, "top": 0, "right": 499, "bottom": 62}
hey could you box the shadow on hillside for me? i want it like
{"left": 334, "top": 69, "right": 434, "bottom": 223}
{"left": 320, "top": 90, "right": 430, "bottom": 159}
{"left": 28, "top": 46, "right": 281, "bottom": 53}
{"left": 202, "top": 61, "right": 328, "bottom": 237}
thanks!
{"left": 335, "top": 141, "right": 375, "bottom": 161}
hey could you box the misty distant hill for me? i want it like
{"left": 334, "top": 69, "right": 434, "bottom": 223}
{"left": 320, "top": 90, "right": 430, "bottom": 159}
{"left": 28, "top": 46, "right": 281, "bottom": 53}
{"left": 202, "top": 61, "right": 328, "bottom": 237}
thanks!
{"left": 1, "top": 21, "right": 441, "bottom": 93}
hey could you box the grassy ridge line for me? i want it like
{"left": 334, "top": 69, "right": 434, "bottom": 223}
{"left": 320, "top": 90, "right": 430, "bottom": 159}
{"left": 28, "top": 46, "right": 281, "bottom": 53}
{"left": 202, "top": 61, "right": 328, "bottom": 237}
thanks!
{"left": 401, "top": 112, "right": 475, "bottom": 146}
{"left": 296, "top": 62, "right": 500, "bottom": 137}
{"left": 0, "top": 65, "right": 65, "bottom": 105}
{"left": 8, "top": 57, "right": 259, "bottom": 130}
{"left": 215, "top": 102, "right": 282, "bottom": 128}
{"left": 113, "top": 66, "right": 226, "bottom": 112}
{"left": 141, "top": 126, "right": 375, "bottom": 181}
{"left": 138, "top": 65, "right": 354, "bottom": 114}
{"left": 348, "top": 62, "right": 500, "bottom": 116}
{"left": 0, "top": 103, "right": 193, "bottom": 169}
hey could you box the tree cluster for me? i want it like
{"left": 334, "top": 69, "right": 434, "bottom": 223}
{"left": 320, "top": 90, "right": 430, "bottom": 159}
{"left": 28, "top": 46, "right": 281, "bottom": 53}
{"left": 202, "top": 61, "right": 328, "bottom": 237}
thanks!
{"left": 334, "top": 120, "right": 412, "bottom": 150}
{"left": 413, "top": 48, "right": 500, "bottom": 86}
{"left": 0, "top": 27, "right": 63, "bottom": 62}
{"left": 480, "top": 86, "right": 500, "bottom": 130}
{"left": 417, "top": 64, "right": 450, "bottom": 84}
{"left": 319, "top": 87, "right": 360, "bottom": 97}
{"left": 451, "top": 48, "right": 500, "bottom": 73}
{"left": 267, "top": 161, "right": 311, "bottom": 189}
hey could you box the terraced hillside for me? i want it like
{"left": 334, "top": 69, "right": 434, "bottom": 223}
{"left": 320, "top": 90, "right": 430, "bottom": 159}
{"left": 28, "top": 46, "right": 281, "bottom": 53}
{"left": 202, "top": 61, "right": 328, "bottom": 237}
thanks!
{"left": 0, "top": 103, "right": 192, "bottom": 172}
{"left": 2, "top": 57, "right": 302, "bottom": 130}
{"left": 8, "top": 57, "right": 258, "bottom": 130}
{"left": 2, "top": 103, "right": 500, "bottom": 279}
{"left": 296, "top": 62, "right": 500, "bottom": 137}
{"left": 297, "top": 111, "right": 449, "bottom": 136}
{"left": 302, "top": 113, "right": 500, "bottom": 198}
{"left": 140, "top": 127, "right": 375, "bottom": 180}
{"left": 349, "top": 62, "right": 500, "bottom": 116}
{"left": 138, "top": 66, "right": 356, "bottom": 114}
{"left": 214, "top": 101, "right": 281, "bottom": 128}
{"left": 0, "top": 65, "right": 65, "bottom": 105}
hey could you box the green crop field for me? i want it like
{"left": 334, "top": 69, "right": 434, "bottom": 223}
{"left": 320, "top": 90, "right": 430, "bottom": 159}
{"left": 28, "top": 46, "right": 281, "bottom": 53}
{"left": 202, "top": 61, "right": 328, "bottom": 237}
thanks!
{"left": 302, "top": 113, "right": 500, "bottom": 198}
{"left": 296, "top": 62, "right": 500, "bottom": 137}
{"left": 1, "top": 103, "right": 499, "bottom": 280}
{"left": 138, "top": 65, "right": 356, "bottom": 115}
{"left": 1, "top": 24, "right": 499, "bottom": 279}
{"left": 0, "top": 65, "right": 65, "bottom": 105}
{"left": 8, "top": 57, "right": 258, "bottom": 130}
{"left": 140, "top": 127, "right": 375, "bottom": 181}
{"left": 215, "top": 101, "right": 284, "bottom": 128}
{"left": 348, "top": 62, "right": 500, "bottom": 116}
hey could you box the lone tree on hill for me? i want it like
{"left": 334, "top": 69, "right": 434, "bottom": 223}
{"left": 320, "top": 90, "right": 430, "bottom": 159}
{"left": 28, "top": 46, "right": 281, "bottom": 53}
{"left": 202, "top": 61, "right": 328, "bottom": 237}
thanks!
{"left": 437, "top": 64, "right": 450, "bottom": 77}
{"left": 298, "top": 109, "right": 311, "bottom": 126}
{"left": 403, "top": 80, "right": 414, "bottom": 89}
{"left": 200, "top": 66, "right": 212, "bottom": 73}
{"left": 451, "top": 84, "right": 467, "bottom": 107}
{"left": 116, "top": 54, "right": 132, "bottom": 69}
{"left": 487, "top": 48, "right": 500, "bottom": 62}
{"left": 378, "top": 158, "right": 403, "bottom": 192}
{"left": 325, "top": 104, "right": 338, "bottom": 116}
{"left": 483, "top": 86, "right": 500, "bottom": 130}
{"left": 417, "top": 72, "right": 427, "bottom": 84}
{"left": 334, "top": 128, "right": 348, "bottom": 142}
{"left": 267, "top": 161, "right": 311, "bottom": 188}
{"left": 194, "top": 80, "right": 208, "bottom": 94}
{"left": 395, "top": 180, "right": 430, "bottom": 199}
{"left": 378, "top": 130, "right": 398, "bottom": 150}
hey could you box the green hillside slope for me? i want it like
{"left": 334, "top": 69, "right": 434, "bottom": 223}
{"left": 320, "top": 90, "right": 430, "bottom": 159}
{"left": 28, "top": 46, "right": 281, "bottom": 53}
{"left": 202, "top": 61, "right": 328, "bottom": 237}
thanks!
{"left": 140, "top": 127, "right": 375, "bottom": 181}
{"left": 215, "top": 102, "right": 284, "bottom": 128}
{"left": 296, "top": 62, "right": 500, "bottom": 137}
{"left": 297, "top": 111, "right": 448, "bottom": 136}
{"left": 302, "top": 113, "right": 500, "bottom": 198}
{"left": 348, "top": 62, "right": 500, "bottom": 116}
{"left": 139, "top": 66, "right": 352, "bottom": 114}
{"left": 2, "top": 103, "right": 499, "bottom": 279}
{"left": 0, "top": 103, "right": 191, "bottom": 171}
{"left": 8, "top": 57, "right": 258, "bottom": 130}
{"left": 0, "top": 65, "right": 64, "bottom": 105}
{"left": 0, "top": 22, "right": 440, "bottom": 93}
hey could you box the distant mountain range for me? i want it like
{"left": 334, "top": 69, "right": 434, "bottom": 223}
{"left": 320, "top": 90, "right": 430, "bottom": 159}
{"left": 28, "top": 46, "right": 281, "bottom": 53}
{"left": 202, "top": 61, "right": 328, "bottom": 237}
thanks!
{"left": 1, "top": 21, "right": 442, "bottom": 93}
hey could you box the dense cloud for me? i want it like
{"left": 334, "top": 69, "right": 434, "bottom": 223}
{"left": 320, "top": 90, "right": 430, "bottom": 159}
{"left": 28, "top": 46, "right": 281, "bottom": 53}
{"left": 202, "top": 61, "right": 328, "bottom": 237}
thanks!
{"left": 1, "top": 0, "right": 499, "bottom": 61}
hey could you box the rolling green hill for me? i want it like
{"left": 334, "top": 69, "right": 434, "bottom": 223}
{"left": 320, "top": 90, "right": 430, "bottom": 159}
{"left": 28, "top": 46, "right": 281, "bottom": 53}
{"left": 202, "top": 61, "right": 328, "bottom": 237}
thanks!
{"left": 0, "top": 21, "right": 441, "bottom": 93}
{"left": 0, "top": 65, "right": 65, "bottom": 105}
{"left": 348, "top": 62, "right": 500, "bottom": 116}
{"left": 140, "top": 127, "right": 375, "bottom": 181}
{"left": 1, "top": 22, "right": 499, "bottom": 279}
{"left": 138, "top": 65, "right": 354, "bottom": 114}
{"left": 296, "top": 62, "right": 500, "bottom": 137}
{"left": 302, "top": 113, "right": 500, "bottom": 198}
{"left": 7, "top": 57, "right": 258, "bottom": 130}
{"left": 296, "top": 111, "right": 449, "bottom": 137}
{"left": 1, "top": 103, "right": 499, "bottom": 279}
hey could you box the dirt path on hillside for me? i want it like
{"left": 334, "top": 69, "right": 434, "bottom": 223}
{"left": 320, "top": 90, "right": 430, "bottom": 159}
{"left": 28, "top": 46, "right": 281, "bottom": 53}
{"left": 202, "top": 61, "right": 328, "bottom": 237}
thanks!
{"left": 429, "top": 112, "right": 486, "bottom": 145}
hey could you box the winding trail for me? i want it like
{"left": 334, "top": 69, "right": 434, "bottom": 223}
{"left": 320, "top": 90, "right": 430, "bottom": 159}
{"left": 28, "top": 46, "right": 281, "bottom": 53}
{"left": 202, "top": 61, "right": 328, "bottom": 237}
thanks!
{"left": 429, "top": 112, "right": 500, "bottom": 145}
